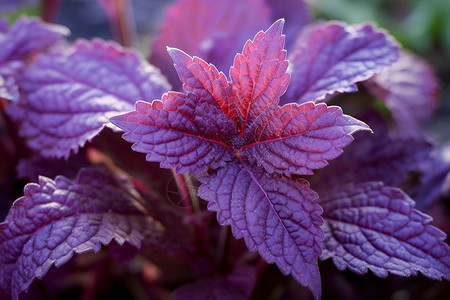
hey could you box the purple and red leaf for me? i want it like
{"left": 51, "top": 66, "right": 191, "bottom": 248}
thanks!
{"left": 230, "top": 19, "right": 290, "bottom": 130}
{"left": 7, "top": 38, "right": 170, "bottom": 158}
{"left": 282, "top": 22, "right": 399, "bottom": 104}
{"left": 0, "top": 168, "right": 167, "bottom": 299}
{"left": 320, "top": 182, "right": 450, "bottom": 280}
{"left": 109, "top": 93, "right": 237, "bottom": 175}
{"left": 243, "top": 101, "right": 371, "bottom": 176}
{"left": 198, "top": 160, "right": 324, "bottom": 300}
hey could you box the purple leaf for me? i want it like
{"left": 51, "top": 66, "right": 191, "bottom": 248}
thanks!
{"left": 313, "top": 117, "right": 435, "bottom": 189}
{"left": 7, "top": 38, "right": 170, "bottom": 158}
{"left": 198, "top": 160, "right": 324, "bottom": 300}
{"left": 230, "top": 19, "right": 290, "bottom": 130}
{"left": 150, "top": 0, "right": 270, "bottom": 89}
{"left": 320, "top": 182, "right": 450, "bottom": 280}
{"left": 109, "top": 94, "right": 236, "bottom": 175}
{"left": 408, "top": 142, "right": 450, "bottom": 210}
{"left": 0, "top": 16, "right": 69, "bottom": 63}
{"left": 0, "top": 16, "right": 69, "bottom": 101}
{"left": 113, "top": 20, "right": 367, "bottom": 179}
{"left": 365, "top": 50, "right": 438, "bottom": 136}
{"left": 282, "top": 22, "right": 399, "bottom": 104}
{"left": 173, "top": 265, "right": 257, "bottom": 300}
{"left": 167, "top": 47, "right": 240, "bottom": 124}
{"left": 243, "top": 101, "right": 371, "bottom": 176}
{"left": 0, "top": 167, "right": 167, "bottom": 299}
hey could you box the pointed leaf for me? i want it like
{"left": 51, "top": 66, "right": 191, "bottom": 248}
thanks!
{"left": 167, "top": 48, "right": 239, "bottom": 124}
{"left": 242, "top": 101, "right": 371, "bottom": 176}
{"left": 283, "top": 22, "right": 399, "bottom": 104}
{"left": 174, "top": 265, "right": 257, "bottom": 300}
{"left": 149, "top": 0, "right": 270, "bottom": 89}
{"left": 0, "top": 168, "right": 167, "bottom": 299}
{"left": 6, "top": 38, "right": 170, "bottom": 158}
{"left": 320, "top": 182, "right": 450, "bottom": 280}
{"left": 365, "top": 50, "right": 438, "bottom": 136}
{"left": 110, "top": 92, "right": 237, "bottom": 175}
{"left": 230, "top": 19, "right": 290, "bottom": 130}
{"left": 198, "top": 160, "right": 324, "bottom": 299}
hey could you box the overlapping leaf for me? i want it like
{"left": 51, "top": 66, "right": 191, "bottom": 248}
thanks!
{"left": 243, "top": 102, "right": 370, "bottom": 176}
{"left": 112, "top": 20, "right": 371, "bottom": 298}
{"left": 7, "top": 38, "right": 170, "bottom": 158}
{"left": 198, "top": 161, "right": 324, "bottom": 300}
{"left": 282, "top": 22, "right": 399, "bottom": 104}
{"left": 0, "top": 16, "right": 69, "bottom": 101}
{"left": 0, "top": 168, "right": 167, "bottom": 299}
{"left": 113, "top": 20, "right": 369, "bottom": 177}
{"left": 320, "top": 182, "right": 450, "bottom": 280}
{"left": 365, "top": 50, "right": 438, "bottom": 136}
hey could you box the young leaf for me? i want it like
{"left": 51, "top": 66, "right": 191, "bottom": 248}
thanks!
{"left": 230, "top": 19, "right": 290, "bottom": 130}
{"left": 7, "top": 38, "right": 170, "bottom": 158}
{"left": 243, "top": 101, "right": 371, "bottom": 176}
{"left": 320, "top": 182, "right": 450, "bottom": 280}
{"left": 149, "top": 0, "right": 270, "bottom": 88}
{"left": 0, "top": 168, "right": 167, "bottom": 299}
{"left": 282, "top": 22, "right": 399, "bottom": 104}
{"left": 198, "top": 160, "right": 324, "bottom": 300}
{"left": 112, "top": 20, "right": 368, "bottom": 178}
{"left": 173, "top": 265, "right": 257, "bottom": 300}
{"left": 365, "top": 50, "right": 438, "bottom": 136}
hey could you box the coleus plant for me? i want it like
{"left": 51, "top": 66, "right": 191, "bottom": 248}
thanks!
{"left": 1, "top": 1, "right": 449, "bottom": 299}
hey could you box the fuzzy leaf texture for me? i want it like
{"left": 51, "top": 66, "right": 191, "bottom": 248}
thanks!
{"left": 365, "top": 50, "right": 438, "bottom": 136}
{"left": 282, "top": 22, "right": 399, "bottom": 104}
{"left": 198, "top": 161, "right": 324, "bottom": 299}
{"left": 0, "top": 16, "right": 69, "bottom": 101}
{"left": 320, "top": 182, "right": 450, "bottom": 280}
{"left": 7, "top": 38, "right": 170, "bottom": 158}
{"left": 0, "top": 168, "right": 167, "bottom": 299}
{"left": 112, "top": 19, "right": 370, "bottom": 177}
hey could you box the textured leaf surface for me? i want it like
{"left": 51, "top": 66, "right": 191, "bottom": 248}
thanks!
{"left": 320, "top": 182, "right": 450, "bottom": 280}
{"left": 283, "top": 22, "right": 399, "bottom": 104}
{"left": 243, "top": 101, "right": 371, "bottom": 176}
{"left": 0, "top": 16, "right": 69, "bottom": 101}
{"left": 230, "top": 19, "right": 290, "bottom": 130}
{"left": 7, "top": 38, "right": 170, "bottom": 158}
{"left": 198, "top": 160, "right": 324, "bottom": 299}
{"left": 173, "top": 265, "right": 256, "bottom": 300}
{"left": 150, "top": 0, "right": 270, "bottom": 89}
{"left": 0, "top": 168, "right": 167, "bottom": 299}
{"left": 167, "top": 48, "right": 239, "bottom": 124}
{"left": 365, "top": 50, "right": 438, "bottom": 135}
{"left": 109, "top": 94, "right": 236, "bottom": 175}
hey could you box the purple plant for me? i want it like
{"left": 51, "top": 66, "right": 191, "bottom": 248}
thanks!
{"left": 1, "top": 0, "right": 449, "bottom": 299}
